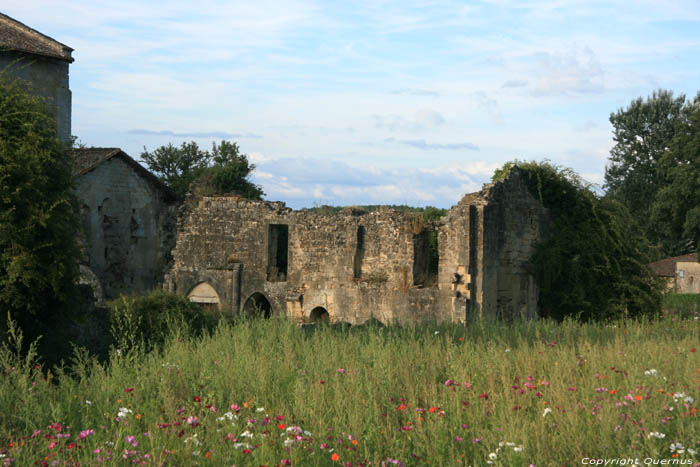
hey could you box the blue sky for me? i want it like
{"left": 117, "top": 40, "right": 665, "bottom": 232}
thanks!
{"left": 5, "top": 1, "right": 700, "bottom": 208}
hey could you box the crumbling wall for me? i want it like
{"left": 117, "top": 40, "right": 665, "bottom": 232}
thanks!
{"left": 76, "top": 157, "right": 177, "bottom": 298}
{"left": 166, "top": 167, "right": 547, "bottom": 324}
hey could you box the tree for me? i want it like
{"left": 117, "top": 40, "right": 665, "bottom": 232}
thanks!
{"left": 495, "top": 161, "right": 662, "bottom": 321}
{"left": 651, "top": 92, "right": 700, "bottom": 255}
{"left": 0, "top": 76, "right": 80, "bottom": 353}
{"left": 604, "top": 90, "right": 688, "bottom": 254}
{"left": 140, "top": 140, "right": 264, "bottom": 200}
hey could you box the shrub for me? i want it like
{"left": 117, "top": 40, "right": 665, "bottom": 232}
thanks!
{"left": 108, "top": 290, "right": 216, "bottom": 354}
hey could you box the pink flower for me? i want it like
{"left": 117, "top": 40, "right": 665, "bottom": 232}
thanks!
{"left": 568, "top": 387, "right": 576, "bottom": 392}
{"left": 230, "top": 404, "right": 241, "bottom": 412}
{"left": 124, "top": 387, "right": 134, "bottom": 393}
{"left": 454, "top": 436, "right": 464, "bottom": 442}
{"left": 444, "top": 379, "right": 454, "bottom": 386}
{"left": 48, "top": 441, "right": 58, "bottom": 450}
{"left": 125, "top": 435, "right": 138, "bottom": 447}
{"left": 463, "top": 382, "right": 472, "bottom": 389}
{"left": 337, "top": 368, "right": 346, "bottom": 374}
{"left": 186, "top": 416, "right": 199, "bottom": 427}
{"left": 78, "top": 429, "right": 94, "bottom": 439}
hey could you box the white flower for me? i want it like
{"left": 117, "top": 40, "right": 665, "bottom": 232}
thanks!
{"left": 256, "top": 407, "right": 265, "bottom": 413}
{"left": 505, "top": 349, "right": 511, "bottom": 353}
{"left": 283, "top": 438, "right": 294, "bottom": 447}
{"left": 543, "top": 408, "right": 552, "bottom": 417}
{"left": 488, "top": 452, "right": 498, "bottom": 460}
{"left": 644, "top": 369, "right": 658, "bottom": 376}
{"left": 670, "top": 442, "right": 685, "bottom": 453}
{"left": 514, "top": 446, "right": 523, "bottom": 452}
{"left": 117, "top": 407, "right": 132, "bottom": 419}
{"left": 434, "top": 331, "right": 439, "bottom": 335}
{"left": 85, "top": 400, "right": 92, "bottom": 405}
{"left": 240, "top": 431, "right": 254, "bottom": 438}
{"left": 688, "top": 448, "right": 696, "bottom": 456}
{"left": 647, "top": 432, "right": 666, "bottom": 439}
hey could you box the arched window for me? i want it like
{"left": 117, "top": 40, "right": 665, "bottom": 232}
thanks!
{"left": 187, "top": 282, "right": 221, "bottom": 311}
{"left": 242, "top": 292, "right": 272, "bottom": 318}
{"left": 310, "top": 306, "right": 329, "bottom": 323}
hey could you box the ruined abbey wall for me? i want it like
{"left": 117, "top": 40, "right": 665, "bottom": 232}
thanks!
{"left": 165, "top": 167, "right": 548, "bottom": 324}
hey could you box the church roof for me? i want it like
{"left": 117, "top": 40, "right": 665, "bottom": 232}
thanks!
{"left": 73, "top": 148, "right": 178, "bottom": 201}
{"left": 0, "top": 12, "right": 73, "bottom": 62}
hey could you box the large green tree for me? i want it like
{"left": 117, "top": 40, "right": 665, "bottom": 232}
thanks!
{"left": 0, "top": 76, "right": 80, "bottom": 351}
{"left": 141, "top": 140, "right": 264, "bottom": 199}
{"left": 651, "top": 92, "right": 700, "bottom": 255}
{"left": 496, "top": 161, "right": 662, "bottom": 321}
{"left": 604, "top": 89, "right": 689, "bottom": 254}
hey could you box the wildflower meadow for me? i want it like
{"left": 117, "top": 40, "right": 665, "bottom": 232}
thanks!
{"left": 1, "top": 314, "right": 699, "bottom": 466}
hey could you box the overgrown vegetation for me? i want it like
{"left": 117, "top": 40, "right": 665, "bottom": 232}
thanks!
{"left": 140, "top": 140, "right": 264, "bottom": 200}
{"left": 1, "top": 314, "right": 698, "bottom": 465}
{"left": 495, "top": 161, "right": 663, "bottom": 321}
{"left": 0, "top": 75, "right": 81, "bottom": 362}
{"left": 108, "top": 290, "right": 218, "bottom": 355}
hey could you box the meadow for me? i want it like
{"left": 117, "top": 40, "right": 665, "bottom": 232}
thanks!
{"left": 1, "top": 312, "right": 699, "bottom": 466}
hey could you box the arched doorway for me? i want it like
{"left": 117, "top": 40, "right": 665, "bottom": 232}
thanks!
{"left": 309, "top": 306, "right": 329, "bottom": 323}
{"left": 187, "top": 282, "right": 221, "bottom": 311}
{"left": 242, "top": 292, "right": 272, "bottom": 318}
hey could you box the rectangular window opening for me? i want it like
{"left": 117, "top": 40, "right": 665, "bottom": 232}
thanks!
{"left": 353, "top": 225, "right": 365, "bottom": 279}
{"left": 267, "top": 224, "right": 288, "bottom": 281}
{"left": 413, "top": 229, "right": 439, "bottom": 286}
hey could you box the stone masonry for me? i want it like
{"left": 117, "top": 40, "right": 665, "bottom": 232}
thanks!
{"left": 166, "top": 167, "right": 548, "bottom": 324}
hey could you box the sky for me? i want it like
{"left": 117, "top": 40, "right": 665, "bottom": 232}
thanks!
{"left": 4, "top": 1, "right": 700, "bottom": 209}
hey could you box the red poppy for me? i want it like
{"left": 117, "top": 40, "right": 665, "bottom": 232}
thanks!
{"left": 278, "top": 424, "right": 286, "bottom": 430}
{"left": 331, "top": 453, "right": 340, "bottom": 461}
{"left": 124, "top": 388, "right": 134, "bottom": 393}
{"left": 193, "top": 396, "right": 201, "bottom": 403}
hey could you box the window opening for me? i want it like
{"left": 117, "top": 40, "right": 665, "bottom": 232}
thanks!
{"left": 267, "top": 224, "right": 288, "bottom": 281}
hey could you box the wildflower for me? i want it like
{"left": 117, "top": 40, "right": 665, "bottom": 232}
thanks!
{"left": 478, "top": 393, "right": 488, "bottom": 400}
{"left": 434, "top": 331, "right": 439, "bottom": 335}
{"left": 543, "top": 408, "right": 552, "bottom": 417}
{"left": 644, "top": 369, "right": 658, "bottom": 376}
{"left": 444, "top": 379, "right": 454, "bottom": 386}
{"left": 125, "top": 435, "right": 138, "bottom": 447}
{"left": 488, "top": 452, "right": 498, "bottom": 460}
{"left": 454, "top": 436, "right": 464, "bottom": 442}
{"left": 278, "top": 424, "right": 286, "bottom": 430}
{"left": 464, "top": 382, "right": 471, "bottom": 389}
{"left": 186, "top": 416, "right": 199, "bottom": 427}
{"left": 256, "top": 407, "right": 265, "bottom": 413}
{"left": 472, "top": 438, "right": 482, "bottom": 444}
{"left": 117, "top": 407, "right": 132, "bottom": 419}
{"left": 505, "top": 349, "right": 511, "bottom": 353}
{"left": 48, "top": 441, "right": 58, "bottom": 450}
{"left": 85, "top": 400, "right": 92, "bottom": 405}
{"left": 670, "top": 442, "right": 685, "bottom": 453}
{"left": 331, "top": 452, "right": 340, "bottom": 461}
{"left": 124, "top": 387, "right": 134, "bottom": 393}
{"left": 568, "top": 387, "right": 576, "bottom": 392}
{"left": 193, "top": 396, "right": 201, "bottom": 403}
{"left": 78, "top": 429, "right": 94, "bottom": 440}
{"left": 337, "top": 368, "right": 345, "bottom": 374}
{"left": 242, "top": 449, "right": 252, "bottom": 454}
{"left": 647, "top": 432, "right": 666, "bottom": 439}
{"left": 230, "top": 404, "right": 241, "bottom": 412}
{"left": 514, "top": 446, "right": 523, "bottom": 452}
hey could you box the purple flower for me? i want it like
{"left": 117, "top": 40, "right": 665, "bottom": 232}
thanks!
{"left": 78, "top": 429, "right": 94, "bottom": 439}
{"left": 124, "top": 435, "right": 138, "bottom": 447}
{"left": 473, "top": 438, "right": 482, "bottom": 444}
{"left": 454, "top": 436, "right": 464, "bottom": 442}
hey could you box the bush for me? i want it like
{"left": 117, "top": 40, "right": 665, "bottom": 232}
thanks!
{"left": 661, "top": 293, "right": 700, "bottom": 318}
{"left": 108, "top": 291, "right": 216, "bottom": 354}
{"left": 495, "top": 161, "right": 663, "bottom": 321}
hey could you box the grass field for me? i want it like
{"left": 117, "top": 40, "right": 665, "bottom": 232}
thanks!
{"left": 1, "top": 312, "right": 699, "bottom": 466}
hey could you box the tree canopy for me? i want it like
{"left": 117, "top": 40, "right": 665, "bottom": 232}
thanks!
{"left": 651, "top": 92, "right": 700, "bottom": 255}
{"left": 140, "top": 140, "right": 264, "bottom": 200}
{"left": 604, "top": 89, "right": 693, "bottom": 256}
{"left": 0, "top": 75, "right": 80, "bottom": 351}
{"left": 495, "top": 161, "right": 662, "bottom": 321}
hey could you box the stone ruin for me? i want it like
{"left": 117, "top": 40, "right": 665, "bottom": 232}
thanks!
{"left": 165, "top": 167, "right": 548, "bottom": 324}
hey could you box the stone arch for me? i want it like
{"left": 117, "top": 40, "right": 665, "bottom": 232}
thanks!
{"left": 242, "top": 292, "right": 272, "bottom": 318}
{"left": 309, "top": 306, "right": 329, "bottom": 323}
{"left": 187, "top": 282, "right": 221, "bottom": 311}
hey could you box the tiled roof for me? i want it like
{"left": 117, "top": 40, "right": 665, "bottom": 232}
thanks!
{"left": 73, "top": 148, "right": 178, "bottom": 201}
{"left": 0, "top": 12, "right": 73, "bottom": 62}
{"left": 648, "top": 253, "right": 698, "bottom": 277}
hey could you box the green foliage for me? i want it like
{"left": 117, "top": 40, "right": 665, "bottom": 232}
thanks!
{"left": 661, "top": 293, "right": 700, "bottom": 318}
{"left": 108, "top": 290, "right": 216, "bottom": 354}
{"left": 0, "top": 75, "right": 80, "bottom": 359}
{"left": 140, "top": 140, "right": 264, "bottom": 200}
{"left": 1, "top": 317, "right": 699, "bottom": 464}
{"left": 604, "top": 90, "right": 692, "bottom": 256}
{"left": 496, "top": 161, "right": 662, "bottom": 321}
{"left": 651, "top": 92, "right": 700, "bottom": 255}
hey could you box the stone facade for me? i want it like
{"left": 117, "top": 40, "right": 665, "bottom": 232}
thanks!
{"left": 74, "top": 148, "right": 179, "bottom": 299}
{"left": 166, "top": 168, "right": 548, "bottom": 324}
{"left": 650, "top": 253, "right": 700, "bottom": 294}
{"left": 0, "top": 13, "right": 73, "bottom": 143}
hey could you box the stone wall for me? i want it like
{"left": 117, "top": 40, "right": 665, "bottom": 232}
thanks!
{"left": 0, "top": 51, "right": 71, "bottom": 143}
{"left": 75, "top": 156, "right": 178, "bottom": 298}
{"left": 675, "top": 260, "right": 700, "bottom": 294}
{"left": 166, "top": 167, "right": 549, "bottom": 324}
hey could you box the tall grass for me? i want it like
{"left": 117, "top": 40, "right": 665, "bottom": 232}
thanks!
{"left": 1, "top": 315, "right": 699, "bottom": 465}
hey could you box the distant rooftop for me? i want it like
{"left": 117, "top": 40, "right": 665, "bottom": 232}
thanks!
{"left": 648, "top": 253, "right": 698, "bottom": 277}
{"left": 0, "top": 12, "right": 73, "bottom": 62}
